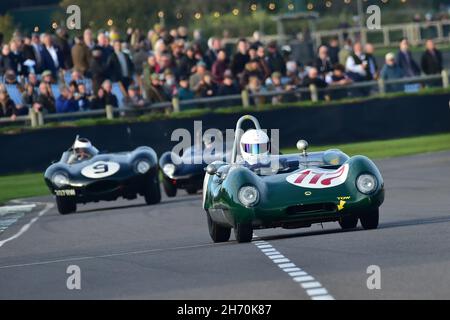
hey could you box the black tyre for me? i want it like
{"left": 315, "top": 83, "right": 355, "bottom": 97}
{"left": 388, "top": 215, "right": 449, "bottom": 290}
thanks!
{"left": 339, "top": 214, "right": 359, "bottom": 230}
{"left": 56, "top": 196, "right": 76, "bottom": 215}
{"left": 234, "top": 223, "right": 253, "bottom": 243}
{"left": 144, "top": 175, "right": 161, "bottom": 205}
{"left": 162, "top": 178, "right": 177, "bottom": 198}
{"left": 186, "top": 187, "right": 198, "bottom": 195}
{"left": 207, "top": 211, "right": 231, "bottom": 243}
{"left": 360, "top": 208, "right": 379, "bottom": 230}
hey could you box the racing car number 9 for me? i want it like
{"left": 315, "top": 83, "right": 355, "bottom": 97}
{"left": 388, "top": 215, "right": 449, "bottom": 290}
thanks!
{"left": 81, "top": 161, "right": 120, "bottom": 179}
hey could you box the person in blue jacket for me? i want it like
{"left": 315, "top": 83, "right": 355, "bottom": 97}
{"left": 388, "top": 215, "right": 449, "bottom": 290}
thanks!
{"left": 56, "top": 86, "right": 79, "bottom": 113}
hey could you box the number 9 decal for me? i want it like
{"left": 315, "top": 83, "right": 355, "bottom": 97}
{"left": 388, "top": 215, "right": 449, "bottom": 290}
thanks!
{"left": 81, "top": 161, "right": 120, "bottom": 178}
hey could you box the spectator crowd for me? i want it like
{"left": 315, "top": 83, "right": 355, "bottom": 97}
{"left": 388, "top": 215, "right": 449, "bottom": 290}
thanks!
{"left": 0, "top": 24, "right": 446, "bottom": 120}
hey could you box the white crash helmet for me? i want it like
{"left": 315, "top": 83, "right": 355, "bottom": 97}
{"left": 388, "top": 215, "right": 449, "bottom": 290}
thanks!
{"left": 73, "top": 138, "right": 98, "bottom": 159}
{"left": 73, "top": 138, "right": 92, "bottom": 150}
{"left": 240, "top": 129, "right": 270, "bottom": 165}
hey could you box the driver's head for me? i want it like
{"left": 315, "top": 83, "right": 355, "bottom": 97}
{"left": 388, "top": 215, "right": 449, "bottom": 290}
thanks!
{"left": 73, "top": 138, "right": 94, "bottom": 159}
{"left": 240, "top": 129, "right": 270, "bottom": 165}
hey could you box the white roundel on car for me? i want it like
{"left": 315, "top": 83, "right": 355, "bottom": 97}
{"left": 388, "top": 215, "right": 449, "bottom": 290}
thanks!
{"left": 286, "top": 164, "right": 349, "bottom": 189}
{"left": 81, "top": 161, "right": 120, "bottom": 179}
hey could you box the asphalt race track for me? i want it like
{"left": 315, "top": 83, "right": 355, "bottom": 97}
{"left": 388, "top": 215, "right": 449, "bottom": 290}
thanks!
{"left": 0, "top": 151, "right": 449, "bottom": 300}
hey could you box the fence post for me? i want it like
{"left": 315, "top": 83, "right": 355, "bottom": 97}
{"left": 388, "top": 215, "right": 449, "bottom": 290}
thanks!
{"left": 309, "top": 84, "right": 318, "bottom": 102}
{"left": 105, "top": 105, "right": 114, "bottom": 120}
{"left": 29, "top": 108, "right": 38, "bottom": 127}
{"left": 441, "top": 70, "right": 449, "bottom": 89}
{"left": 241, "top": 89, "right": 250, "bottom": 108}
{"left": 172, "top": 96, "right": 180, "bottom": 113}
{"left": 378, "top": 78, "right": 386, "bottom": 95}
{"left": 37, "top": 111, "right": 44, "bottom": 126}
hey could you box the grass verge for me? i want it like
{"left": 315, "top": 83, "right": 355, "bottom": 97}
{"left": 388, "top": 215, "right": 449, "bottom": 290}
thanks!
{"left": 1, "top": 133, "right": 450, "bottom": 204}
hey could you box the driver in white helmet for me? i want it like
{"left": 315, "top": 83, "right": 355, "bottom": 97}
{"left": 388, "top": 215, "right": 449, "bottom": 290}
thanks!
{"left": 68, "top": 138, "right": 97, "bottom": 164}
{"left": 239, "top": 129, "right": 271, "bottom": 169}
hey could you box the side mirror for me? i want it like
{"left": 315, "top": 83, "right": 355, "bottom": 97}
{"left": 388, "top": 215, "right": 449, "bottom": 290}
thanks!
{"left": 206, "top": 163, "right": 219, "bottom": 175}
{"left": 297, "top": 140, "right": 309, "bottom": 153}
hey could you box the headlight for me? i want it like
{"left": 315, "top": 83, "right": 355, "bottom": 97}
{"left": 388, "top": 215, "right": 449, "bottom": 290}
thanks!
{"left": 163, "top": 164, "right": 176, "bottom": 177}
{"left": 137, "top": 160, "right": 151, "bottom": 174}
{"left": 356, "top": 174, "right": 378, "bottom": 194}
{"left": 52, "top": 173, "right": 69, "bottom": 188}
{"left": 238, "top": 186, "right": 259, "bottom": 207}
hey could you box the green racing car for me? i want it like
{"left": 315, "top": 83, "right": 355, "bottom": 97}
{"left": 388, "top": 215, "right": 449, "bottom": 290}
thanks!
{"left": 202, "top": 115, "right": 385, "bottom": 243}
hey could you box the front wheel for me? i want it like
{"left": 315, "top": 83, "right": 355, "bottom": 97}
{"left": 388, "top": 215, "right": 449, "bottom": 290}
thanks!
{"left": 56, "top": 196, "right": 76, "bottom": 215}
{"left": 207, "top": 211, "right": 231, "bottom": 243}
{"left": 162, "top": 178, "right": 177, "bottom": 198}
{"left": 339, "top": 215, "right": 358, "bottom": 230}
{"left": 360, "top": 208, "right": 379, "bottom": 230}
{"left": 144, "top": 175, "right": 161, "bottom": 205}
{"left": 234, "top": 223, "right": 253, "bottom": 243}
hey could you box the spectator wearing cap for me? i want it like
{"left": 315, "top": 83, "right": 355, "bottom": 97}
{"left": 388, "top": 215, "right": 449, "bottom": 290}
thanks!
{"left": 123, "top": 85, "right": 146, "bottom": 109}
{"left": 230, "top": 39, "right": 250, "bottom": 77}
{"left": 146, "top": 73, "right": 170, "bottom": 103}
{"left": 266, "top": 41, "right": 286, "bottom": 76}
{"left": 314, "top": 45, "right": 333, "bottom": 78}
{"left": 71, "top": 36, "right": 91, "bottom": 76}
{"left": 421, "top": 39, "right": 443, "bottom": 75}
{"left": 380, "top": 52, "right": 405, "bottom": 93}
{"left": 4, "top": 70, "right": 18, "bottom": 85}
{"left": 40, "top": 33, "right": 64, "bottom": 79}
{"left": 325, "top": 63, "right": 353, "bottom": 100}
{"left": 107, "top": 40, "right": 134, "bottom": 90}
{"left": 189, "top": 61, "right": 207, "bottom": 92}
{"left": 211, "top": 49, "right": 229, "bottom": 84}
{"left": 177, "top": 76, "right": 195, "bottom": 101}
{"left": 396, "top": 38, "right": 420, "bottom": 77}
{"left": 56, "top": 86, "right": 79, "bottom": 113}
{"left": 0, "top": 86, "right": 17, "bottom": 119}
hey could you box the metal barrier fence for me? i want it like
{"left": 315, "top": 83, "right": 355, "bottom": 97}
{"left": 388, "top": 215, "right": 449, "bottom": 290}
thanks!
{"left": 0, "top": 70, "right": 448, "bottom": 128}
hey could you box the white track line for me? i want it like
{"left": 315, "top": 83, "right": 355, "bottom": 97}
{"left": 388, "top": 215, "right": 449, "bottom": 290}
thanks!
{"left": 0, "top": 202, "right": 53, "bottom": 248}
{"left": 253, "top": 236, "right": 335, "bottom": 300}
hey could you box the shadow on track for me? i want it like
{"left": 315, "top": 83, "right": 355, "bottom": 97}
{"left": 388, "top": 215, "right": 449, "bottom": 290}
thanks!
{"left": 256, "top": 215, "right": 450, "bottom": 242}
{"left": 74, "top": 195, "right": 202, "bottom": 214}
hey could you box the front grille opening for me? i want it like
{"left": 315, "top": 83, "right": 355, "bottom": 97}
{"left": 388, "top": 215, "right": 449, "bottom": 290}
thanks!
{"left": 286, "top": 203, "right": 337, "bottom": 215}
{"left": 86, "top": 180, "right": 120, "bottom": 193}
